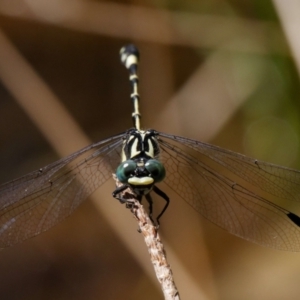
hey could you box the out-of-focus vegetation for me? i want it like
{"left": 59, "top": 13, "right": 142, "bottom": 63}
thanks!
{"left": 0, "top": 0, "right": 299, "bottom": 299}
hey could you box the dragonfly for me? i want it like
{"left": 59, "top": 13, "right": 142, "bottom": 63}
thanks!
{"left": 1, "top": 44, "right": 300, "bottom": 251}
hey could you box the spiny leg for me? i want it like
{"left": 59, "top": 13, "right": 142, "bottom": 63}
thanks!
{"left": 112, "top": 184, "right": 129, "bottom": 204}
{"left": 145, "top": 193, "right": 154, "bottom": 224}
{"left": 112, "top": 184, "right": 143, "bottom": 213}
{"left": 153, "top": 186, "right": 170, "bottom": 226}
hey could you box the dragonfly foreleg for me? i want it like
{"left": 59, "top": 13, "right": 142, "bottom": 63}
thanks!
{"left": 112, "top": 184, "right": 142, "bottom": 210}
{"left": 152, "top": 186, "right": 170, "bottom": 226}
{"left": 112, "top": 184, "right": 130, "bottom": 203}
{"left": 145, "top": 193, "right": 154, "bottom": 224}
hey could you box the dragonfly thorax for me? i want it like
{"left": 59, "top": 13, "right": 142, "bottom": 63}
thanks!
{"left": 121, "top": 129, "right": 160, "bottom": 162}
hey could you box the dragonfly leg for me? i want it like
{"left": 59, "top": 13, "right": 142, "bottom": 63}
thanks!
{"left": 112, "top": 184, "right": 131, "bottom": 204}
{"left": 152, "top": 186, "right": 169, "bottom": 226}
{"left": 113, "top": 186, "right": 143, "bottom": 232}
{"left": 112, "top": 184, "right": 142, "bottom": 210}
{"left": 145, "top": 193, "right": 154, "bottom": 224}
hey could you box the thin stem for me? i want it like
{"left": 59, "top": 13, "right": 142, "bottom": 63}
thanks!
{"left": 114, "top": 175, "right": 180, "bottom": 300}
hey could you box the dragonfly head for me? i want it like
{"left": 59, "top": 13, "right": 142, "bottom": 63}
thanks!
{"left": 116, "top": 158, "right": 166, "bottom": 194}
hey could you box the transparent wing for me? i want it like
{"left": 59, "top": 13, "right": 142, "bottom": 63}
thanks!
{"left": 158, "top": 132, "right": 300, "bottom": 251}
{"left": 0, "top": 133, "right": 124, "bottom": 248}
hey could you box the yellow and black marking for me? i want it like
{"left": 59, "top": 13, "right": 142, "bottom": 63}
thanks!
{"left": 114, "top": 45, "right": 169, "bottom": 224}
{"left": 120, "top": 45, "right": 142, "bottom": 131}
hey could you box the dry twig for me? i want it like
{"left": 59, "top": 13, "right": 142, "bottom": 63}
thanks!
{"left": 114, "top": 175, "right": 180, "bottom": 300}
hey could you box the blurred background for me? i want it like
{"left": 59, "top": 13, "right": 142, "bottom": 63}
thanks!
{"left": 0, "top": 0, "right": 299, "bottom": 299}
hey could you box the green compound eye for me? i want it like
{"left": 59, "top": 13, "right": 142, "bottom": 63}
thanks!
{"left": 145, "top": 159, "right": 166, "bottom": 182}
{"left": 116, "top": 160, "right": 137, "bottom": 183}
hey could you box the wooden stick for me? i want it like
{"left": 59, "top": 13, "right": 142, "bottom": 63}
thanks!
{"left": 114, "top": 175, "right": 180, "bottom": 300}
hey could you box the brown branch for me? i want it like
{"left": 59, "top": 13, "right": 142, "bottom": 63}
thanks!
{"left": 113, "top": 175, "right": 180, "bottom": 300}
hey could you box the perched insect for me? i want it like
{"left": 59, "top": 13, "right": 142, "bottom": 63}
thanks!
{"left": 1, "top": 44, "right": 300, "bottom": 251}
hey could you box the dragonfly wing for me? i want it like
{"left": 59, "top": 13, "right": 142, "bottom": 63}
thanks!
{"left": 0, "top": 133, "right": 124, "bottom": 248}
{"left": 158, "top": 133, "right": 300, "bottom": 251}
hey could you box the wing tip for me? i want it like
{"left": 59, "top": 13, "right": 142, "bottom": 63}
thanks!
{"left": 287, "top": 212, "right": 300, "bottom": 227}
